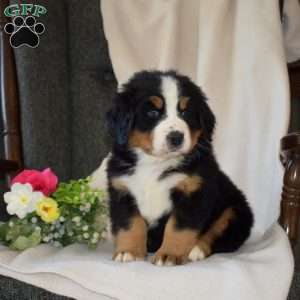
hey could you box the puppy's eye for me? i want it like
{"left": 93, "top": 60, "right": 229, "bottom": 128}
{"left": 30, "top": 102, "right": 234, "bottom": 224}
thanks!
{"left": 180, "top": 110, "right": 186, "bottom": 117}
{"left": 147, "top": 110, "right": 160, "bottom": 119}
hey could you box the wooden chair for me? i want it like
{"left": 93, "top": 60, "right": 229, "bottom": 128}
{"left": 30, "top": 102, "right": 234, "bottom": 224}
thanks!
{"left": 0, "top": 0, "right": 22, "bottom": 183}
{"left": 1, "top": 0, "right": 300, "bottom": 249}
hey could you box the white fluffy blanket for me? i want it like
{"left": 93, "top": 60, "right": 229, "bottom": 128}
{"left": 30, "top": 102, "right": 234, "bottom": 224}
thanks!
{"left": 0, "top": 225, "right": 294, "bottom": 300}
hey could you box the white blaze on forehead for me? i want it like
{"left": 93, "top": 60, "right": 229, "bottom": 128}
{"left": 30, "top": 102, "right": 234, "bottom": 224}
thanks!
{"left": 161, "top": 76, "right": 179, "bottom": 118}
{"left": 150, "top": 75, "right": 192, "bottom": 157}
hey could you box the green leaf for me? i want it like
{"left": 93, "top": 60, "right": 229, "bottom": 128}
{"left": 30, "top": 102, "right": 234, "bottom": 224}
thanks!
{"left": 0, "top": 222, "right": 8, "bottom": 241}
{"left": 53, "top": 177, "right": 107, "bottom": 207}
{"left": 10, "top": 229, "right": 41, "bottom": 251}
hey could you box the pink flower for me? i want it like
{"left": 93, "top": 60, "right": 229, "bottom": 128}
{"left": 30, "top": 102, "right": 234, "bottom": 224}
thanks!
{"left": 11, "top": 168, "right": 58, "bottom": 196}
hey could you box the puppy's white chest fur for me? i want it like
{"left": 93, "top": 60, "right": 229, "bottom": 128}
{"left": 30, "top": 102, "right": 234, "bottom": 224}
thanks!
{"left": 119, "top": 151, "right": 186, "bottom": 225}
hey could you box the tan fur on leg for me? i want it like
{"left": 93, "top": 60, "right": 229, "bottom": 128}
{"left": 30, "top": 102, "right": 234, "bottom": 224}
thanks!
{"left": 153, "top": 216, "right": 198, "bottom": 266}
{"left": 113, "top": 215, "right": 147, "bottom": 262}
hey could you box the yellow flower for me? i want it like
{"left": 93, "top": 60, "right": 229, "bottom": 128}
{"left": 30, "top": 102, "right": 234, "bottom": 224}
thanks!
{"left": 36, "top": 198, "right": 60, "bottom": 223}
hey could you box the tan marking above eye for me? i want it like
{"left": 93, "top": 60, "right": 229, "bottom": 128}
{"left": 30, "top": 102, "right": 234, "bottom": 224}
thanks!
{"left": 149, "top": 96, "right": 163, "bottom": 110}
{"left": 179, "top": 96, "right": 190, "bottom": 111}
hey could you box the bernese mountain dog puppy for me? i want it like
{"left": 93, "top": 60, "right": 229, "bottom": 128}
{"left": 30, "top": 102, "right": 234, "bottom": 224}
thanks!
{"left": 106, "top": 70, "right": 253, "bottom": 266}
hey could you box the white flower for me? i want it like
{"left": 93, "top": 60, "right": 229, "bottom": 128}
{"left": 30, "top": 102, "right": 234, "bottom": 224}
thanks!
{"left": 43, "top": 237, "right": 49, "bottom": 242}
{"left": 53, "top": 241, "right": 61, "bottom": 248}
{"left": 82, "top": 225, "right": 89, "bottom": 231}
{"left": 85, "top": 203, "right": 91, "bottom": 210}
{"left": 93, "top": 232, "right": 99, "bottom": 239}
{"left": 83, "top": 233, "right": 89, "bottom": 239}
{"left": 72, "top": 216, "right": 81, "bottom": 223}
{"left": 4, "top": 183, "right": 44, "bottom": 219}
{"left": 43, "top": 235, "right": 52, "bottom": 242}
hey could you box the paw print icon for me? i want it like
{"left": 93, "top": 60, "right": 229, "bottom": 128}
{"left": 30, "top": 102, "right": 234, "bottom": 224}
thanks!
{"left": 4, "top": 16, "right": 45, "bottom": 48}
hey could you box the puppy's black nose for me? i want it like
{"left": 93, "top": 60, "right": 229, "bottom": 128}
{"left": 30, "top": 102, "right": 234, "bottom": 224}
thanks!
{"left": 167, "top": 131, "right": 184, "bottom": 148}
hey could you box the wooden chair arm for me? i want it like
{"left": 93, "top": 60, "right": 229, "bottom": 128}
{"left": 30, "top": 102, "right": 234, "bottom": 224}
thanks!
{"left": 279, "top": 132, "right": 300, "bottom": 247}
{"left": 0, "top": 0, "right": 23, "bottom": 184}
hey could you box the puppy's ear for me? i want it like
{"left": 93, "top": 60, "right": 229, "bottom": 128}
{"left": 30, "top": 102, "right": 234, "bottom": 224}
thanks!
{"left": 106, "top": 92, "right": 134, "bottom": 146}
{"left": 193, "top": 85, "right": 215, "bottom": 142}
{"left": 199, "top": 100, "right": 216, "bottom": 142}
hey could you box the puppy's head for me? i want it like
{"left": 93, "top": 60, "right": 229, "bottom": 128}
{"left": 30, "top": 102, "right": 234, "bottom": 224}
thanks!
{"left": 107, "top": 70, "right": 215, "bottom": 157}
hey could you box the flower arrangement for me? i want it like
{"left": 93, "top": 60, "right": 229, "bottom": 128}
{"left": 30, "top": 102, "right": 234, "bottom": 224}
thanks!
{"left": 0, "top": 169, "right": 108, "bottom": 250}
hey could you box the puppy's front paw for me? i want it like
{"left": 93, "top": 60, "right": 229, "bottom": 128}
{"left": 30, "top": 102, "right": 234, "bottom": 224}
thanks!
{"left": 113, "top": 251, "right": 145, "bottom": 263}
{"left": 152, "top": 252, "right": 188, "bottom": 266}
{"left": 188, "top": 242, "right": 210, "bottom": 262}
